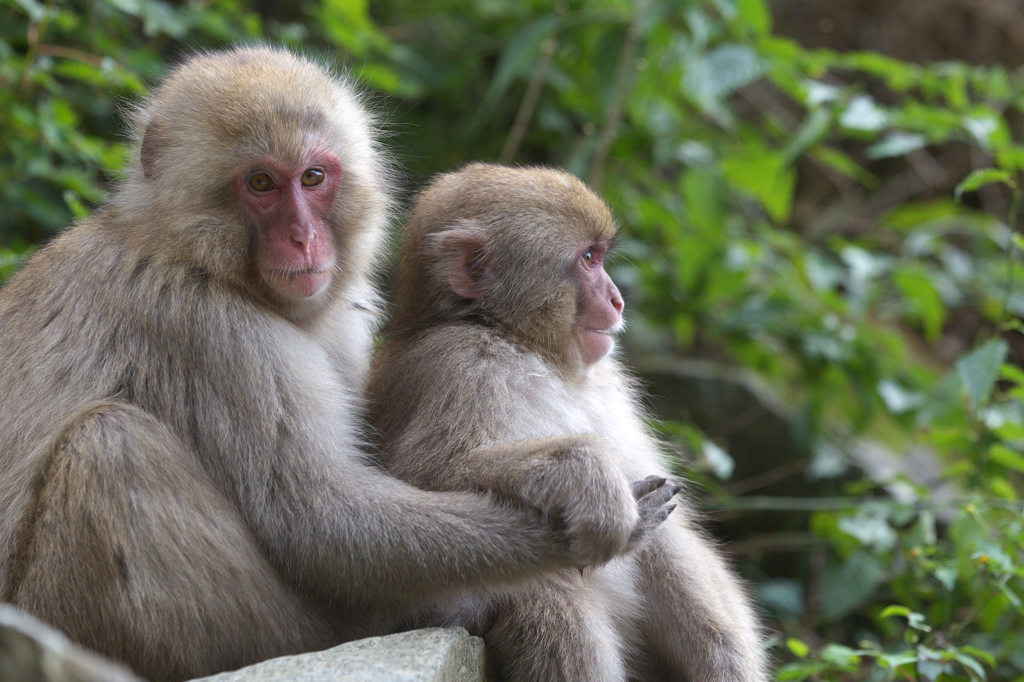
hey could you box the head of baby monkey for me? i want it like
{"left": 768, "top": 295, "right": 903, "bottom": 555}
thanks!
{"left": 394, "top": 163, "right": 626, "bottom": 374}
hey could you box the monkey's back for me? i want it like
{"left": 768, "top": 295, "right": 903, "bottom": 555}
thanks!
{"left": 0, "top": 211, "right": 353, "bottom": 596}
{"left": 0, "top": 217, "right": 130, "bottom": 592}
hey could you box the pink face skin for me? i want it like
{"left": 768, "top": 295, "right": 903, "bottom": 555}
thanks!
{"left": 574, "top": 243, "right": 624, "bottom": 364}
{"left": 234, "top": 149, "right": 341, "bottom": 300}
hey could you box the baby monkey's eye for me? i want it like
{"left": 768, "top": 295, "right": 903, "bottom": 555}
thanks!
{"left": 301, "top": 168, "right": 324, "bottom": 187}
{"left": 582, "top": 249, "right": 594, "bottom": 266}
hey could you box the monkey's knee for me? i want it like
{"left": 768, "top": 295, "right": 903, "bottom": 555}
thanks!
{"left": 11, "top": 402, "right": 211, "bottom": 603}
{"left": 11, "top": 402, "right": 332, "bottom": 680}
{"left": 54, "top": 401, "right": 185, "bottom": 469}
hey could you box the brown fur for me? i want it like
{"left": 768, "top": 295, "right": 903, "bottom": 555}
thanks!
{"left": 370, "top": 163, "right": 768, "bottom": 681}
{"left": 0, "top": 51, "right": 635, "bottom": 681}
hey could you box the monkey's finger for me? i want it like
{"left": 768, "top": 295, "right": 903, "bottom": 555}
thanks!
{"left": 630, "top": 475, "right": 667, "bottom": 499}
{"left": 630, "top": 502, "right": 676, "bottom": 543}
{"left": 637, "top": 481, "right": 678, "bottom": 511}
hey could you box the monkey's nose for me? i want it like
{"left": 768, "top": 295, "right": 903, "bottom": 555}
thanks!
{"left": 611, "top": 295, "right": 624, "bottom": 314}
{"left": 289, "top": 227, "right": 316, "bottom": 254}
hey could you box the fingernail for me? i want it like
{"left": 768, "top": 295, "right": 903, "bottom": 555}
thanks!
{"left": 666, "top": 504, "right": 677, "bottom": 515}
{"left": 671, "top": 485, "right": 683, "bottom": 496}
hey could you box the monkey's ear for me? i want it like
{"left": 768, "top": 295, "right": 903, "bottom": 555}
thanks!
{"left": 433, "top": 226, "right": 489, "bottom": 300}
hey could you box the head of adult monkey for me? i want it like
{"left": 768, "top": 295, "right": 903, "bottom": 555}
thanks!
{"left": 391, "top": 163, "right": 625, "bottom": 373}
{"left": 122, "top": 46, "right": 388, "bottom": 320}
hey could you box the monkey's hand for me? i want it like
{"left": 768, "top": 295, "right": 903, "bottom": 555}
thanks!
{"left": 465, "top": 434, "right": 641, "bottom": 567}
{"left": 626, "top": 475, "right": 679, "bottom": 551}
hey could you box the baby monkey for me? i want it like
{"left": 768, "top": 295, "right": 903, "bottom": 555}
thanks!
{"left": 369, "top": 164, "right": 766, "bottom": 681}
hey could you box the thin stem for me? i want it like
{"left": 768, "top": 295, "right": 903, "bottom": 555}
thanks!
{"left": 499, "top": 35, "right": 559, "bottom": 164}
{"left": 997, "top": 184, "right": 1022, "bottom": 330}
{"left": 587, "top": 3, "right": 647, "bottom": 188}
{"left": 18, "top": 0, "right": 59, "bottom": 93}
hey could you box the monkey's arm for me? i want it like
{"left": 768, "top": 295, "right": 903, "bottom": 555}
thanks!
{"left": 441, "top": 436, "right": 677, "bottom": 565}
{"left": 238, "top": 446, "right": 620, "bottom": 626}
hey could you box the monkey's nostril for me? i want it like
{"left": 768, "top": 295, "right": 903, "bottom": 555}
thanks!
{"left": 289, "top": 227, "right": 316, "bottom": 250}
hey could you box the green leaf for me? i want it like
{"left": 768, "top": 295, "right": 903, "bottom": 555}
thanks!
{"left": 867, "top": 132, "right": 927, "bottom": 160}
{"left": 775, "top": 662, "right": 820, "bottom": 681}
{"left": 989, "top": 444, "right": 1024, "bottom": 474}
{"left": 876, "top": 651, "right": 919, "bottom": 668}
{"left": 963, "top": 115, "right": 1000, "bottom": 149}
{"left": 786, "top": 637, "right": 809, "bottom": 658}
{"left": 782, "top": 108, "right": 832, "bottom": 163}
{"left": 1000, "top": 363, "right": 1024, "bottom": 385}
{"left": 809, "top": 147, "right": 876, "bottom": 187}
{"left": 956, "top": 339, "right": 1009, "bottom": 411}
{"left": 877, "top": 379, "right": 925, "bottom": 414}
{"left": 893, "top": 265, "right": 946, "bottom": 341}
{"left": 319, "top": 0, "right": 385, "bottom": 56}
{"left": 681, "top": 168, "right": 723, "bottom": 235}
{"left": 838, "top": 507, "right": 897, "bottom": 551}
{"left": 839, "top": 95, "right": 887, "bottom": 132}
{"left": 721, "top": 145, "right": 795, "bottom": 222}
{"left": 951, "top": 654, "right": 987, "bottom": 679}
{"left": 685, "top": 44, "right": 764, "bottom": 105}
{"left": 821, "top": 643, "right": 861, "bottom": 669}
{"left": 736, "top": 0, "right": 771, "bottom": 35}
{"left": 932, "top": 562, "right": 959, "bottom": 591}
{"left": 955, "top": 168, "right": 1016, "bottom": 200}
{"left": 821, "top": 552, "right": 884, "bottom": 620}
{"left": 916, "top": 657, "right": 945, "bottom": 681}
{"left": 357, "top": 63, "right": 415, "bottom": 97}
{"left": 959, "top": 646, "right": 997, "bottom": 668}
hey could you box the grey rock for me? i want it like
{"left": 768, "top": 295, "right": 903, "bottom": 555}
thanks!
{"left": 191, "top": 628, "right": 487, "bottom": 682}
{"left": 0, "top": 603, "right": 141, "bottom": 682}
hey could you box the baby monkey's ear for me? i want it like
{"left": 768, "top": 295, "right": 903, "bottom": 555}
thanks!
{"left": 430, "top": 221, "right": 490, "bottom": 300}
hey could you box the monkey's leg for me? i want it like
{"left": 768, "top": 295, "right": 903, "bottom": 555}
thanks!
{"left": 483, "top": 574, "right": 628, "bottom": 682}
{"left": 633, "top": 521, "right": 766, "bottom": 682}
{"left": 8, "top": 402, "right": 335, "bottom": 682}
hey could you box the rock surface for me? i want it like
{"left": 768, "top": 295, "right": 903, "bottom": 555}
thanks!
{"left": 191, "top": 628, "right": 488, "bottom": 682}
{"left": 0, "top": 602, "right": 141, "bottom": 682}
{"left": 1, "top": 603, "right": 487, "bottom": 682}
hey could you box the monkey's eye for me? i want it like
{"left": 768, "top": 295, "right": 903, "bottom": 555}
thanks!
{"left": 581, "top": 249, "right": 594, "bottom": 267}
{"left": 301, "top": 168, "right": 325, "bottom": 187}
{"left": 247, "top": 172, "right": 274, "bottom": 192}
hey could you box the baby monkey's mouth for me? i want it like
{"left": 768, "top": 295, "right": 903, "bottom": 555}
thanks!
{"left": 585, "top": 320, "right": 625, "bottom": 336}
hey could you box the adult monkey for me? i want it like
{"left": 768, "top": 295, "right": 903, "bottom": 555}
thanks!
{"left": 369, "top": 164, "right": 768, "bottom": 682}
{"left": 0, "top": 49, "right": 659, "bottom": 682}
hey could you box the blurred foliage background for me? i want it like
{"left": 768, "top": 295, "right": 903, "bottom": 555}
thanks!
{"left": 3, "top": 0, "right": 1024, "bottom": 679}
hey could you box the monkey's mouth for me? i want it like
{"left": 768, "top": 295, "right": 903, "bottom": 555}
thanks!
{"left": 274, "top": 265, "right": 331, "bottom": 276}
{"left": 263, "top": 265, "right": 333, "bottom": 299}
{"left": 585, "top": 320, "right": 624, "bottom": 336}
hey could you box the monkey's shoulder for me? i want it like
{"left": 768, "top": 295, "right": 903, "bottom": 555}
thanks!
{"left": 372, "top": 322, "right": 555, "bottom": 431}
{"left": 390, "top": 322, "right": 550, "bottom": 381}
